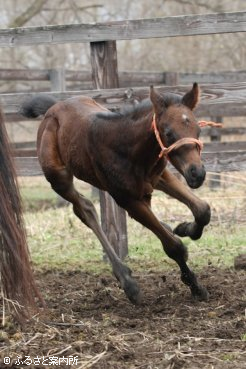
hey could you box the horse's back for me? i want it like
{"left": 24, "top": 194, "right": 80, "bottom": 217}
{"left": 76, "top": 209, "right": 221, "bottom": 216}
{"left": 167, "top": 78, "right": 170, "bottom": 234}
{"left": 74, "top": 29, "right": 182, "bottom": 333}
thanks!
{"left": 53, "top": 96, "right": 107, "bottom": 121}
{"left": 37, "top": 96, "right": 109, "bottom": 188}
{"left": 41, "top": 96, "right": 106, "bottom": 139}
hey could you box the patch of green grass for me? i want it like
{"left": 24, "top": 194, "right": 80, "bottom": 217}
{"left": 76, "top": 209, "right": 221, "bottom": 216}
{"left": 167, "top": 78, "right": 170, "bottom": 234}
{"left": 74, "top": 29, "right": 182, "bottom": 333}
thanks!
{"left": 21, "top": 186, "right": 57, "bottom": 210}
{"left": 241, "top": 334, "right": 246, "bottom": 342}
{"left": 25, "top": 205, "right": 246, "bottom": 273}
{"left": 26, "top": 206, "right": 103, "bottom": 271}
{"left": 221, "top": 353, "right": 237, "bottom": 361}
{"left": 184, "top": 223, "right": 245, "bottom": 268}
{"left": 127, "top": 220, "right": 245, "bottom": 271}
{"left": 19, "top": 176, "right": 94, "bottom": 212}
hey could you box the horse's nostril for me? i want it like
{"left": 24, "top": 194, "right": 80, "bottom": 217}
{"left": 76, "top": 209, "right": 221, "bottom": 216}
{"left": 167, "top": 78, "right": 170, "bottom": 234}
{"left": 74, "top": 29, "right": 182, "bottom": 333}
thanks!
{"left": 190, "top": 165, "right": 197, "bottom": 178}
{"left": 188, "top": 165, "right": 206, "bottom": 182}
{"left": 185, "top": 165, "right": 206, "bottom": 189}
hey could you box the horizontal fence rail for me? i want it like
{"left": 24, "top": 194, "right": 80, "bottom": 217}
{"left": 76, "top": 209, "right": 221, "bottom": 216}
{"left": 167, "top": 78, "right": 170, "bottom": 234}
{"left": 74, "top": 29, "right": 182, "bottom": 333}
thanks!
{"left": 1, "top": 82, "right": 246, "bottom": 117}
{"left": 14, "top": 144, "right": 246, "bottom": 177}
{"left": 12, "top": 142, "right": 246, "bottom": 158}
{"left": 0, "top": 69, "right": 51, "bottom": 81}
{"left": 1, "top": 68, "right": 246, "bottom": 85}
{"left": 10, "top": 124, "right": 246, "bottom": 152}
{"left": 0, "top": 11, "right": 245, "bottom": 47}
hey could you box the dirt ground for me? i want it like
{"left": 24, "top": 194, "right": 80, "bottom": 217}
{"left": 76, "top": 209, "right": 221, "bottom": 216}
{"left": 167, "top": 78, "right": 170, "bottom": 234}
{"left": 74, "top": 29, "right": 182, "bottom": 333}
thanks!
{"left": 0, "top": 266, "right": 245, "bottom": 369}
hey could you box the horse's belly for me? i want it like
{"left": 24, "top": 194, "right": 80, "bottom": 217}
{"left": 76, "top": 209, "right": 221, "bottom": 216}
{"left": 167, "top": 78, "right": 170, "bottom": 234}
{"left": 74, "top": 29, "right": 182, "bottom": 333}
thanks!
{"left": 69, "top": 155, "right": 106, "bottom": 191}
{"left": 74, "top": 170, "right": 105, "bottom": 191}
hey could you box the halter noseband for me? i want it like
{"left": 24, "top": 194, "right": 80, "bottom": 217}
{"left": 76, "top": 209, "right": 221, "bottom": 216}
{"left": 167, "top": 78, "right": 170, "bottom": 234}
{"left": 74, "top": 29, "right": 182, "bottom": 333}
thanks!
{"left": 151, "top": 114, "right": 222, "bottom": 159}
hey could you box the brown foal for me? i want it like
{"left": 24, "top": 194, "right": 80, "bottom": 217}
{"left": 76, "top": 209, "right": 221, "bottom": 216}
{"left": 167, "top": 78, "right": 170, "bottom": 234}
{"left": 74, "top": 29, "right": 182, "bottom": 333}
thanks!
{"left": 21, "top": 83, "right": 211, "bottom": 304}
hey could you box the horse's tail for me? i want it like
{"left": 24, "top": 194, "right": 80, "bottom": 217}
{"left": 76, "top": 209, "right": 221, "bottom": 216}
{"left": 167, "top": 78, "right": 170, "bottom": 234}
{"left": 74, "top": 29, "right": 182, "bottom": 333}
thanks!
{"left": 20, "top": 94, "right": 58, "bottom": 118}
{"left": 0, "top": 107, "right": 43, "bottom": 320}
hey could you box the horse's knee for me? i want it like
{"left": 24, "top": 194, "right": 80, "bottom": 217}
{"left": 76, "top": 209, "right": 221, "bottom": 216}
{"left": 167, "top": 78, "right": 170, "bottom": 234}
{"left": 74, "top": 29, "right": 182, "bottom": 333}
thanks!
{"left": 194, "top": 201, "right": 211, "bottom": 226}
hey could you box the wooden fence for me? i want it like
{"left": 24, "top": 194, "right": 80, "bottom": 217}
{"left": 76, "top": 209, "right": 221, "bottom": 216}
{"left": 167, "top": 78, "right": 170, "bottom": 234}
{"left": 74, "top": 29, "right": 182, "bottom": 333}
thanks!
{"left": 2, "top": 81, "right": 246, "bottom": 117}
{"left": 0, "top": 11, "right": 246, "bottom": 258}
{"left": 2, "top": 80, "right": 246, "bottom": 176}
{"left": 1, "top": 68, "right": 246, "bottom": 151}
{"left": 1, "top": 68, "right": 246, "bottom": 93}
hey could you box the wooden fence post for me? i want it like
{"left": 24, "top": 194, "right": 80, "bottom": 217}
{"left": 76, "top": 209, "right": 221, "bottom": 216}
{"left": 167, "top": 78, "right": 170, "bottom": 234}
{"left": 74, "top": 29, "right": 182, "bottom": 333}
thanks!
{"left": 90, "top": 40, "right": 128, "bottom": 260}
{"left": 49, "top": 68, "right": 66, "bottom": 91}
{"left": 209, "top": 116, "right": 223, "bottom": 189}
{"left": 165, "top": 72, "right": 179, "bottom": 86}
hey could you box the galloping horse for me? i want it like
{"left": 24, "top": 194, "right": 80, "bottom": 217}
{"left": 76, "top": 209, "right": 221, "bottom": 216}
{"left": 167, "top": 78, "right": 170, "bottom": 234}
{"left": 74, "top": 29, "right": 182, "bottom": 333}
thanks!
{"left": 0, "top": 107, "right": 41, "bottom": 319}
{"left": 21, "top": 83, "right": 211, "bottom": 304}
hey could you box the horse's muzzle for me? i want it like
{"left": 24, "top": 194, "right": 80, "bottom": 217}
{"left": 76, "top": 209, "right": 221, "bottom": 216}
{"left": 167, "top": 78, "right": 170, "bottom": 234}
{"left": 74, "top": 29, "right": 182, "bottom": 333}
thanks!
{"left": 184, "top": 164, "right": 206, "bottom": 189}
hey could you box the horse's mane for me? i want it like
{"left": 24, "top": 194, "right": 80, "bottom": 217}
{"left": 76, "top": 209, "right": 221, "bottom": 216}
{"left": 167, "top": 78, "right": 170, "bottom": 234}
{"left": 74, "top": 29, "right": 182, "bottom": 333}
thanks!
{"left": 96, "top": 93, "right": 182, "bottom": 121}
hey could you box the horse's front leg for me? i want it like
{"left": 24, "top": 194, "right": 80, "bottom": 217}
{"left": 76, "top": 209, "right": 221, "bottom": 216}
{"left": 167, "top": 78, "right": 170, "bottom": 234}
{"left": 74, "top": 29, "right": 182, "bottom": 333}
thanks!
{"left": 124, "top": 198, "right": 208, "bottom": 300}
{"left": 155, "top": 169, "right": 211, "bottom": 240}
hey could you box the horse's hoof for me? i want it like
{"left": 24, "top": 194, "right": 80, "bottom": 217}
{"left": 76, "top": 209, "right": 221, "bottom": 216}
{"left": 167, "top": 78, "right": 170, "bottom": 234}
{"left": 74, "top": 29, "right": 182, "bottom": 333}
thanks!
{"left": 174, "top": 222, "right": 189, "bottom": 237}
{"left": 124, "top": 279, "right": 142, "bottom": 305}
{"left": 174, "top": 222, "right": 203, "bottom": 240}
{"left": 115, "top": 265, "right": 142, "bottom": 305}
{"left": 191, "top": 285, "right": 209, "bottom": 301}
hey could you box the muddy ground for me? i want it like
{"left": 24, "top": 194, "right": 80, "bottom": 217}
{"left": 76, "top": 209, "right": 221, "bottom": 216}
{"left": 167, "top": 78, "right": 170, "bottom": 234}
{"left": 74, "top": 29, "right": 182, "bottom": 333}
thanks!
{"left": 0, "top": 266, "right": 245, "bottom": 369}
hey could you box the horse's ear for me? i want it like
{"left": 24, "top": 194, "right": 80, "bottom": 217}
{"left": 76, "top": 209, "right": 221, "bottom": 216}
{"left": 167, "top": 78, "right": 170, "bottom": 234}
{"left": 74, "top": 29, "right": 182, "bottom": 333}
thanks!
{"left": 182, "top": 83, "right": 200, "bottom": 110}
{"left": 150, "top": 85, "right": 167, "bottom": 116}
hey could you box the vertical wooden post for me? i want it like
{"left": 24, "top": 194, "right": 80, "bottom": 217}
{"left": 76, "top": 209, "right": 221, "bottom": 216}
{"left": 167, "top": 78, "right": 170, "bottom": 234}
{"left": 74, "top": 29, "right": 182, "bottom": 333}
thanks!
{"left": 209, "top": 116, "right": 223, "bottom": 189}
{"left": 165, "top": 72, "right": 179, "bottom": 86}
{"left": 49, "top": 68, "right": 66, "bottom": 91}
{"left": 90, "top": 41, "right": 128, "bottom": 260}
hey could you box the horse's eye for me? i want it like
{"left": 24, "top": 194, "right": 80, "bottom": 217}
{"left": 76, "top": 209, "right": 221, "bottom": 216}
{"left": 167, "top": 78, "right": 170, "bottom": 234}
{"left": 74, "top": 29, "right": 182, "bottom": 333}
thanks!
{"left": 165, "top": 130, "right": 174, "bottom": 141}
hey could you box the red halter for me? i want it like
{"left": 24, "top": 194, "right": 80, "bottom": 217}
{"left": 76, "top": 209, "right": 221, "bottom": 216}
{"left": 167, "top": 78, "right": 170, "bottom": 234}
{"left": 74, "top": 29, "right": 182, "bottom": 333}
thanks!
{"left": 151, "top": 114, "right": 222, "bottom": 159}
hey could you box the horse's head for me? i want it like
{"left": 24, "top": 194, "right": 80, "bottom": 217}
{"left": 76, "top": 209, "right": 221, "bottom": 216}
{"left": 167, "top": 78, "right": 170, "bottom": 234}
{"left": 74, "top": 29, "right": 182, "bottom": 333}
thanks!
{"left": 150, "top": 83, "right": 205, "bottom": 189}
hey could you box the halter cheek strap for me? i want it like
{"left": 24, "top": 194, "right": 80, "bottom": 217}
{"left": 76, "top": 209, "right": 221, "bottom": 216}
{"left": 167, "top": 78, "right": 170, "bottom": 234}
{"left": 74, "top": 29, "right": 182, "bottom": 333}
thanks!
{"left": 151, "top": 114, "right": 222, "bottom": 159}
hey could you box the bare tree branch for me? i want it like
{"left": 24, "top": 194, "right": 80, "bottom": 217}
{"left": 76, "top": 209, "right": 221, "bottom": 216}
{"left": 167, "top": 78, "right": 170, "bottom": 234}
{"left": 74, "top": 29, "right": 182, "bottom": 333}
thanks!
{"left": 164, "top": 0, "right": 224, "bottom": 12}
{"left": 43, "top": 4, "right": 103, "bottom": 12}
{"left": 8, "top": 0, "right": 48, "bottom": 28}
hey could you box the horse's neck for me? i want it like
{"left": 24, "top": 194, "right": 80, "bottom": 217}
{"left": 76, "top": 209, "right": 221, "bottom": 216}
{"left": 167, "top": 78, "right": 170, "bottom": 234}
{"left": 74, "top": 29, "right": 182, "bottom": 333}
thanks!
{"left": 128, "top": 111, "right": 161, "bottom": 166}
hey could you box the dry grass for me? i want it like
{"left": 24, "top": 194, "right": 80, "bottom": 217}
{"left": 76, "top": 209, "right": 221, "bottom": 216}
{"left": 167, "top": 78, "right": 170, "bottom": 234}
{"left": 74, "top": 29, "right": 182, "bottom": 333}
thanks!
{"left": 16, "top": 172, "right": 246, "bottom": 272}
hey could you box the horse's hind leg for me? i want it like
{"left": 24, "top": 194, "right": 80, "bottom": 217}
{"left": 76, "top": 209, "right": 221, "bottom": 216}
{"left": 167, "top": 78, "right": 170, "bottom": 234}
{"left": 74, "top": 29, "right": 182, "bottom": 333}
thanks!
{"left": 156, "top": 169, "right": 211, "bottom": 240}
{"left": 38, "top": 125, "right": 141, "bottom": 305}
{"left": 50, "top": 173, "right": 141, "bottom": 304}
